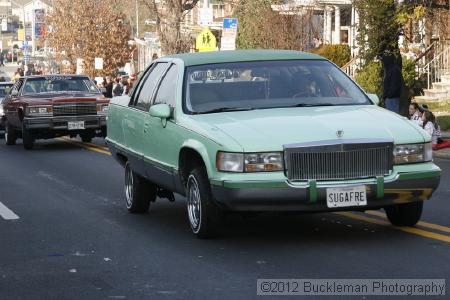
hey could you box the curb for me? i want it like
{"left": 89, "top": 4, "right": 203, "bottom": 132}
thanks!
{"left": 433, "top": 151, "right": 450, "bottom": 160}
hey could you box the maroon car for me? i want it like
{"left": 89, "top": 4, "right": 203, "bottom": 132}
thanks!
{"left": 2, "top": 75, "right": 109, "bottom": 149}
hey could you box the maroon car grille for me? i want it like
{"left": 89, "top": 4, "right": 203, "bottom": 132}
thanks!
{"left": 53, "top": 103, "right": 97, "bottom": 116}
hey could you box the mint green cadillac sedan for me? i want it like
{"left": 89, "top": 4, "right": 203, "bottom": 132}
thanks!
{"left": 106, "top": 50, "right": 441, "bottom": 238}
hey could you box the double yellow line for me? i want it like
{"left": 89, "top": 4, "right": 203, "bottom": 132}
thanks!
{"left": 57, "top": 137, "right": 111, "bottom": 156}
{"left": 336, "top": 211, "right": 450, "bottom": 243}
{"left": 64, "top": 137, "right": 450, "bottom": 244}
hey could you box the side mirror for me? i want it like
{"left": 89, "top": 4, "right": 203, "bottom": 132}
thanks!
{"left": 149, "top": 103, "right": 171, "bottom": 118}
{"left": 11, "top": 90, "right": 18, "bottom": 97}
{"left": 367, "top": 93, "right": 380, "bottom": 106}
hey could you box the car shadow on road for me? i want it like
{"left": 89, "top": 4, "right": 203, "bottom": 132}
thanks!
{"left": 1, "top": 138, "right": 97, "bottom": 153}
{"left": 126, "top": 200, "right": 404, "bottom": 247}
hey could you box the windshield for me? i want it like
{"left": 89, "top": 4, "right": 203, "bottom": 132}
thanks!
{"left": 0, "top": 84, "right": 13, "bottom": 97}
{"left": 184, "top": 60, "right": 371, "bottom": 114}
{"left": 22, "top": 76, "right": 100, "bottom": 95}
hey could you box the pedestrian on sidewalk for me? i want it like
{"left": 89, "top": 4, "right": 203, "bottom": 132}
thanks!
{"left": 104, "top": 76, "right": 113, "bottom": 98}
{"left": 122, "top": 78, "right": 130, "bottom": 95}
{"left": 422, "top": 111, "right": 441, "bottom": 146}
{"left": 112, "top": 78, "right": 123, "bottom": 97}
{"left": 381, "top": 54, "right": 403, "bottom": 114}
{"left": 409, "top": 102, "right": 422, "bottom": 126}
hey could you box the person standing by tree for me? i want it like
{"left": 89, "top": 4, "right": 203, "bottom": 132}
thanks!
{"left": 104, "top": 76, "right": 113, "bottom": 98}
{"left": 381, "top": 54, "right": 403, "bottom": 114}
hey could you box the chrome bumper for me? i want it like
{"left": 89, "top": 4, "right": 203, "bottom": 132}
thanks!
{"left": 210, "top": 172, "right": 441, "bottom": 211}
{"left": 24, "top": 115, "right": 107, "bottom": 130}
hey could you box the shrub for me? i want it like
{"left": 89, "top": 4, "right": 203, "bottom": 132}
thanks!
{"left": 437, "top": 115, "right": 450, "bottom": 131}
{"left": 354, "top": 57, "right": 421, "bottom": 105}
{"left": 354, "top": 61, "right": 383, "bottom": 101}
{"left": 311, "top": 44, "right": 351, "bottom": 67}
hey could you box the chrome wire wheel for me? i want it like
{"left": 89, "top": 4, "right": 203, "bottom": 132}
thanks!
{"left": 125, "top": 163, "right": 134, "bottom": 209}
{"left": 187, "top": 174, "right": 202, "bottom": 233}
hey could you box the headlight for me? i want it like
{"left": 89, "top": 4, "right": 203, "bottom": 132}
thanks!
{"left": 216, "top": 152, "right": 243, "bottom": 172}
{"left": 216, "top": 151, "right": 284, "bottom": 172}
{"left": 97, "top": 104, "right": 108, "bottom": 114}
{"left": 393, "top": 143, "right": 432, "bottom": 164}
{"left": 27, "top": 106, "right": 52, "bottom": 116}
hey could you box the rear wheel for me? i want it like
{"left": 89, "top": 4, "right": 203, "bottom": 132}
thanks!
{"left": 22, "top": 124, "right": 34, "bottom": 150}
{"left": 186, "top": 166, "right": 224, "bottom": 238}
{"left": 385, "top": 201, "right": 423, "bottom": 226}
{"left": 5, "top": 121, "right": 17, "bottom": 145}
{"left": 124, "top": 162, "right": 157, "bottom": 213}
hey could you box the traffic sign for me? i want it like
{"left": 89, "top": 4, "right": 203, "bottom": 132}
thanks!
{"left": 196, "top": 28, "right": 216, "bottom": 52}
{"left": 199, "top": 8, "right": 213, "bottom": 26}
{"left": 221, "top": 18, "right": 238, "bottom": 51}
{"left": 223, "top": 18, "right": 238, "bottom": 30}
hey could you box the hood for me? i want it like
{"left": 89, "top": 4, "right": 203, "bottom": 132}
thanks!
{"left": 189, "top": 105, "right": 427, "bottom": 152}
{"left": 21, "top": 92, "right": 102, "bottom": 105}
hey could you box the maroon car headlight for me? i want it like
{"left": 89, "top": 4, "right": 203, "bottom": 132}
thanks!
{"left": 97, "top": 104, "right": 109, "bottom": 114}
{"left": 27, "top": 106, "right": 53, "bottom": 116}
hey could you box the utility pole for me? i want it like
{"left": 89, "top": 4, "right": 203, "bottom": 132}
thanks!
{"left": 31, "top": 0, "right": 36, "bottom": 56}
{"left": 135, "top": 0, "right": 139, "bottom": 38}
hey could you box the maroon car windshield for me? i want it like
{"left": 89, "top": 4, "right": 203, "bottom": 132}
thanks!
{"left": 22, "top": 76, "right": 99, "bottom": 95}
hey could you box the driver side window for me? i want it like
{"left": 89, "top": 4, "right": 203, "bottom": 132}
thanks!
{"left": 134, "top": 63, "right": 167, "bottom": 111}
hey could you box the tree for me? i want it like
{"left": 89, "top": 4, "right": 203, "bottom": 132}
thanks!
{"left": 354, "top": 0, "right": 402, "bottom": 64}
{"left": 141, "top": 0, "right": 200, "bottom": 55}
{"left": 234, "top": 0, "right": 318, "bottom": 50}
{"left": 45, "top": 0, "right": 132, "bottom": 77}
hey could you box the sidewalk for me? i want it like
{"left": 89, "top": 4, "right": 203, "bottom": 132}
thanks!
{"left": 434, "top": 131, "right": 450, "bottom": 159}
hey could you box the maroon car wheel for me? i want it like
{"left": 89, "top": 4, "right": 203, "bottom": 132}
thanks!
{"left": 4, "top": 121, "right": 17, "bottom": 145}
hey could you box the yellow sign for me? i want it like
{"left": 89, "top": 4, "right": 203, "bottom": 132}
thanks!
{"left": 18, "top": 29, "right": 25, "bottom": 41}
{"left": 195, "top": 28, "right": 216, "bottom": 52}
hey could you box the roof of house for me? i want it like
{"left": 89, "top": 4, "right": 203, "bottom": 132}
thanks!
{"left": 164, "top": 50, "right": 325, "bottom": 66}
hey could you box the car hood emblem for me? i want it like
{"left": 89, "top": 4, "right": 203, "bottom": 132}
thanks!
{"left": 336, "top": 130, "right": 344, "bottom": 138}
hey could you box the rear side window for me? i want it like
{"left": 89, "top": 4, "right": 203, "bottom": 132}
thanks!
{"left": 135, "top": 63, "right": 167, "bottom": 111}
{"left": 153, "top": 64, "right": 178, "bottom": 107}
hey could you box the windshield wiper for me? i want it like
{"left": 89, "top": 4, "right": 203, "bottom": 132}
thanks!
{"left": 197, "top": 107, "right": 254, "bottom": 114}
{"left": 293, "top": 103, "right": 336, "bottom": 107}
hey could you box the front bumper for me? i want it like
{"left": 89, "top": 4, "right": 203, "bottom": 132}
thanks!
{"left": 210, "top": 163, "right": 441, "bottom": 211}
{"left": 23, "top": 115, "right": 107, "bottom": 130}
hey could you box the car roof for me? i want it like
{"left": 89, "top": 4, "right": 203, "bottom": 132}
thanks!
{"left": 163, "top": 50, "right": 325, "bottom": 66}
{"left": 20, "top": 74, "right": 90, "bottom": 80}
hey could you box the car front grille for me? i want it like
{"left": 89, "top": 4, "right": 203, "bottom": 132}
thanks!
{"left": 53, "top": 103, "right": 97, "bottom": 116}
{"left": 284, "top": 140, "right": 393, "bottom": 181}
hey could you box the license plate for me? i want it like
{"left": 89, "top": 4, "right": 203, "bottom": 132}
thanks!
{"left": 326, "top": 186, "right": 367, "bottom": 208}
{"left": 67, "top": 121, "right": 85, "bottom": 130}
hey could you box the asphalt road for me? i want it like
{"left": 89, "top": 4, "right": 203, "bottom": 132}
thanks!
{"left": 0, "top": 137, "right": 449, "bottom": 300}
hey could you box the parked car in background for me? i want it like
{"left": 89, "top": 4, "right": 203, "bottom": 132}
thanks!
{"left": 106, "top": 50, "right": 441, "bottom": 238}
{"left": 0, "top": 82, "right": 14, "bottom": 132}
{"left": 2, "top": 75, "right": 109, "bottom": 149}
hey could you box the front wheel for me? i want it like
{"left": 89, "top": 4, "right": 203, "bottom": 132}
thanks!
{"left": 22, "top": 124, "right": 34, "bottom": 150}
{"left": 385, "top": 201, "right": 423, "bottom": 226}
{"left": 5, "top": 121, "right": 17, "bottom": 145}
{"left": 186, "top": 166, "right": 224, "bottom": 238}
{"left": 124, "top": 162, "right": 157, "bottom": 213}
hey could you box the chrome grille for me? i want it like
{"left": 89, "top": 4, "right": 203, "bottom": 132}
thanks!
{"left": 285, "top": 140, "right": 393, "bottom": 181}
{"left": 53, "top": 103, "right": 97, "bottom": 116}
